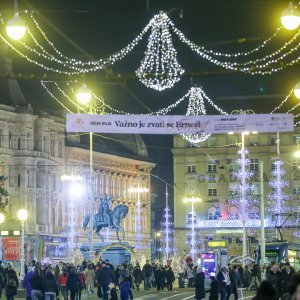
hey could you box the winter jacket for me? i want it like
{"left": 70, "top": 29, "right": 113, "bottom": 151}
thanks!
{"left": 133, "top": 267, "right": 142, "bottom": 284}
{"left": 29, "top": 273, "right": 43, "bottom": 291}
{"left": 96, "top": 266, "right": 115, "bottom": 286}
{"left": 267, "top": 270, "right": 282, "bottom": 297}
{"left": 120, "top": 281, "right": 130, "bottom": 300}
{"left": 281, "top": 268, "right": 295, "bottom": 294}
{"left": 66, "top": 272, "right": 80, "bottom": 292}
{"left": 195, "top": 272, "right": 205, "bottom": 300}
{"left": 23, "top": 271, "right": 34, "bottom": 297}
{"left": 59, "top": 273, "right": 68, "bottom": 287}
{"left": 208, "top": 278, "right": 219, "bottom": 300}
{"left": 166, "top": 268, "right": 175, "bottom": 283}
{"left": 43, "top": 273, "right": 58, "bottom": 295}
{"left": 142, "top": 264, "right": 152, "bottom": 278}
{"left": 5, "top": 269, "right": 18, "bottom": 297}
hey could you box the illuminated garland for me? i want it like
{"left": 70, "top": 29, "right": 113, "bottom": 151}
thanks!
{"left": 268, "top": 160, "right": 291, "bottom": 227}
{"left": 181, "top": 87, "right": 211, "bottom": 144}
{"left": 271, "top": 89, "right": 294, "bottom": 113}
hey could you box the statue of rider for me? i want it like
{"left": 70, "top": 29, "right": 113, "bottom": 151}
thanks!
{"left": 98, "top": 193, "right": 113, "bottom": 226}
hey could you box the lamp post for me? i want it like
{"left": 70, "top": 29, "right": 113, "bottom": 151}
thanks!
{"left": 129, "top": 180, "right": 149, "bottom": 263}
{"left": 281, "top": 2, "right": 300, "bottom": 30}
{"left": 76, "top": 84, "right": 95, "bottom": 260}
{"left": 183, "top": 194, "right": 201, "bottom": 263}
{"left": 17, "top": 209, "right": 28, "bottom": 281}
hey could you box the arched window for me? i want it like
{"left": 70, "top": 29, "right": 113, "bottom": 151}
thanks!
{"left": 52, "top": 207, "right": 56, "bottom": 226}
{"left": 58, "top": 208, "right": 62, "bottom": 227}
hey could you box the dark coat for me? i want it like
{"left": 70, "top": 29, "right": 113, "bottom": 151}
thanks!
{"left": 23, "top": 271, "right": 34, "bottom": 297}
{"left": 29, "top": 273, "right": 43, "bottom": 290}
{"left": 133, "top": 267, "right": 142, "bottom": 284}
{"left": 194, "top": 272, "right": 205, "bottom": 300}
{"left": 120, "top": 281, "right": 130, "bottom": 300}
{"left": 166, "top": 268, "right": 175, "bottom": 283}
{"left": 267, "top": 270, "right": 282, "bottom": 297}
{"left": 229, "top": 270, "right": 238, "bottom": 291}
{"left": 96, "top": 266, "right": 115, "bottom": 286}
{"left": 43, "top": 273, "right": 58, "bottom": 295}
{"left": 217, "top": 271, "right": 228, "bottom": 292}
{"left": 208, "top": 278, "right": 219, "bottom": 300}
{"left": 66, "top": 272, "right": 80, "bottom": 292}
{"left": 281, "top": 268, "right": 295, "bottom": 294}
{"left": 5, "top": 269, "right": 19, "bottom": 296}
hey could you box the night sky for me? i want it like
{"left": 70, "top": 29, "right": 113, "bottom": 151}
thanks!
{"left": 0, "top": 0, "right": 299, "bottom": 228}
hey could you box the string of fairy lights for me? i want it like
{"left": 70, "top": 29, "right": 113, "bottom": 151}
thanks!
{"left": 2, "top": 8, "right": 300, "bottom": 90}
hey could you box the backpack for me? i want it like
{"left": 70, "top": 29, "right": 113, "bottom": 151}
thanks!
{"left": 7, "top": 278, "right": 16, "bottom": 288}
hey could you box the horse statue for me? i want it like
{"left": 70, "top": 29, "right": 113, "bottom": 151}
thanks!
{"left": 83, "top": 203, "right": 128, "bottom": 242}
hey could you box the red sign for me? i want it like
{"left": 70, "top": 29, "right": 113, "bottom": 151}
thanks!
{"left": 3, "top": 238, "right": 20, "bottom": 260}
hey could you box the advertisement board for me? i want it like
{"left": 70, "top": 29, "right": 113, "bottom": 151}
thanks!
{"left": 3, "top": 238, "right": 20, "bottom": 261}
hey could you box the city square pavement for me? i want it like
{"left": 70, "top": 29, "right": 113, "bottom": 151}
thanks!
{"left": 15, "top": 287, "right": 255, "bottom": 300}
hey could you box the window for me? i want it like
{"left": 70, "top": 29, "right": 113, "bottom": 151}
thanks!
{"left": 187, "top": 211, "right": 197, "bottom": 224}
{"left": 51, "top": 207, "right": 56, "bottom": 226}
{"left": 8, "top": 132, "right": 12, "bottom": 149}
{"left": 187, "top": 165, "right": 196, "bottom": 173}
{"left": 249, "top": 135, "right": 258, "bottom": 146}
{"left": 58, "top": 140, "right": 63, "bottom": 158}
{"left": 208, "top": 160, "right": 217, "bottom": 173}
{"left": 252, "top": 182, "right": 260, "bottom": 196}
{"left": 293, "top": 135, "right": 300, "bottom": 144}
{"left": 58, "top": 208, "right": 62, "bottom": 227}
{"left": 293, "top": 186, "right": 300, "bottom": 195}
{"left": 0, "top": 129, "right": 2, "bottom": 147}
{"left": 250, "top": 158, "right": 259, "bottom": 172}
{"left": 52, "top": 174, "right": 57, "bottom": 191}
{"left": 228, "top": 135, "right": 238, "bottom": 146}
{"left": 208, "top": 188, "right": 217, "bottom": 196}
{"left": 17, "top": 137, "right": 21, "bottom": 150}
{"left": 207, "top": 138, "right": 216, "bottom": 148}
{"left": 270, "top": 136, "right": 277, "bottom": 146}
{"left": 50, "top": 137, "right": 55, "bottom": 156}
{"left": 228, "top": 162, "right": 238, "bottom": 174}
{"left": 43, "top": 136, "right": 47, "bottom": 153}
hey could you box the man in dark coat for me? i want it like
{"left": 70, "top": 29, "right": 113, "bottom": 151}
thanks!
{"left": 165, "top": 267, "right": 175, "bottom": 291}
{"left": 281, "top": 262, "right": 295, "bottom": 295}
{"left": 217, "top": 266, "right": 231, "bottom": 300}
{"left": 96, "top": 262, "right": 115, "bottom": 300}
{"left": 66, "top": 269, "right": 81, "bottom": 300}
{"left": 194, "top": 268, "right": 205, "bottom": 300}
{"left": 142, "top": 260, "right": 152, "bottom": 291}
{"left": 267, "top": 264, "right": 282, "bottom": 299}
{"left": 208, "top": 276, "right": 219, "bottom": 300}
{"left": 228, "top": 265, "right": 239, "bottom": 300}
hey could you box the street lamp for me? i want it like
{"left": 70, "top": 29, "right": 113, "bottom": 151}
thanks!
{"left": 129, "top": 182, "right": 149, "bottom": 263}
{"left": 281, "top": 2, "right": 300, "bottom": 30}
{"left": 294, "top": 81, "right": 300, "bottom": 99}
{"left": 0, "top": 213, "right": 5, "bottom": 225}
{"left": 17, "top": 209, "right": 28, "bottom": 281}
{"left": 155, "top": 232, "right": 162, "bottom": 260}
{"left": 183, "top": 193, "right": 201, "bottom": 263}
{"left": 76, "top": 84, "right": 95, "bottom": 261}
{"left": 6, "top": 13, "right": 26, "bottom": 40}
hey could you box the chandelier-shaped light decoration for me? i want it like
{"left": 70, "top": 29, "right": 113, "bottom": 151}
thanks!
{"left": 181, "top": 87, "right": 211, "bottom": 144}
{"left": 268, "top": 160, "right": 291, "bottom": 227}
{"left": 136, "top": 11, "right": 184, "bottom": 91}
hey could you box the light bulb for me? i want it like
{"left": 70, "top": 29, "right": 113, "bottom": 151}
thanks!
{"left": 294, "top": 81, "right": 300, "bottom": 99}
{"left": 17, "top": 209, "right": 28, "bottom": 221}
{"left": 281, "top": 2, "right": 300, "bottom": 30}
{"left": 6, "top": 13, "right": 26, "bottom": 40}
{"left": 76, "top": 84, "right": 92, "bottom": 104}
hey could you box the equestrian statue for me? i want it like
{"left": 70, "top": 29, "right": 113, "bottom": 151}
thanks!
{"left": 83, "top": 193, "right": 128, "bottom": 242}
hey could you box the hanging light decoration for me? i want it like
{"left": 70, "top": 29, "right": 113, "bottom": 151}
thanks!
{"left": 181, "top": 87, "right": 211, "bottom": 144}
{"left": 76, "top": 84, "right": 92, "bottom": 105}
{"left": 281, "top": 2, "right": 300, "bottom": 31}
{"left": 6, "top": 13, "right": 26, "bottom": 40}
{"left": 136, "top": 11, "right": 184, "bottom": 91}
{"left": 294, "top": 81, "right": 300, "bottom": 99}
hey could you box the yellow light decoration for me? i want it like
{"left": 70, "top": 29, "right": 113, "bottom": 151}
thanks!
{"left": 17, "top": 209, "right": 28, "bottom": 221}
{"left": 281, "top": 2, "right": 300, "bottom": 30}
{"left": 76, "top": 84, "right": 92, "bottom": 105}
{"left": 294, "top": 81, "right": 300, "bottom": 99}
{"left": 6, "top": 13, "right": 26, "bottom": 40}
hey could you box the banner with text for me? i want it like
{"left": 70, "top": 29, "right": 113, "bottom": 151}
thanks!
{"left": 66, "top": 114, "right": 294, "bottom": 134}
{"left": 3, "top": 238, "right": 20, "bottom": 261}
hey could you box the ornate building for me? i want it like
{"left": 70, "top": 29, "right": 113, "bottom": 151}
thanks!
{"left": 0, "top": 48, "right": 154, "bottom": 264}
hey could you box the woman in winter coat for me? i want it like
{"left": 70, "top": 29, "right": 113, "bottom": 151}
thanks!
{"left": 267, "top": 264, "right": 282, "bottom": 299}
{"left": 77, "top": 267, "right": 86, "bottom": 300}
{"left": 29, "top": 268, "right": 43, "bottom": 300}
{"left": 194, "top": 268, "right": 205, "bottom": 300}
{"left": 133, "top": 265, "right": 142, "bottom": 291}
{"left": 5, "top": 264, "right": 18, "bottom": 300}
{"left": 58, "top": 268, "right": 68, "bottom": 300}
{"left": 66, "top": 269, "right": 80, "bottom": 300}
{"left": 119, "top": 276, "right": 130, "bottom": 300}
{"left": 85, "top": 264, "right": 95, "bottom": 294}
{"left": 43, "top": 270, "right": 59, "bottom": 300}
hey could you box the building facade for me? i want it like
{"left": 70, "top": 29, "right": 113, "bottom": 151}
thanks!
{"left": 173, "top": 129, "right": 300, "bottom": 264}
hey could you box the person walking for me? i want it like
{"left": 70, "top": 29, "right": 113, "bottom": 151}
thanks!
{"left": 208, "top": 276, "right": 219, "bottom": 300}
{"left": 248, "top": 264, "right": 260, "bottom": 291}
{"left": 96, "top": 262, "right": 115, "bottom": 300}
{"left": 23, "top": 266, "right": 35, "bottom": 300}
{"left": 58, "top": 268, "right": 69, "bottom": 300}
{"left": 132, "top": 264, "right": 142, "bottom": 291}
{"left": 267, "top": 264, "right": 282, "bottom": 299}
{"left": 252, "top": 280, "right": 277, "bottom": 300}
{"left": 119, "top": 276, "right": 130, "bottom": 300}
{"left": 142, "top": 260, "right": 152, "bottom": 292}
{"left": 66, "top": 268, "right": 80, "bottom": 300}
{"left": 29, "top": 268, "right": 43, "bottom": 300}
{"left": 228, "top": 265, "right": 239, "bottom": 300}
{"left": 5, "top": 264, "right": 18, "bottom": 300}
{"left": 85, "top": 264, "right": 95, "bottom": 295}
{"left": 194, "top": 267, "right": 205, "bottom": 300}
{"left": 187, "top": 266, "right": 194, "bottom": 288}
{"left": 77, "top": 267, "right": 86, "bottom": 300}
{"left": 281, "top": 262, "right": 295, "bottom": 295}
{"left": 165, "top": 267, "right": 175, "bottom": 291}
{"left": 42, "top": 270, "right": 58, "bottom": 300}
{"left": 217, "top": 266, "right": 231, "bottom": 300}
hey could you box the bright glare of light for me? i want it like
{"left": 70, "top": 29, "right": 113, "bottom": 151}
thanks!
{"left": 129, "top": 187, "right": 149, "bottom": 193}
{"left": 76, "top": 84, "right": 92, "bottom": 104}
{"left": 6, "top": 13, "right": 26, "bottom": 40}
{"left": 0, "top": 213, "right": 5, "bottom": 224}
{"left": 295, "top": 150, "right": 300, "bottom": 158}
{"left": 61, "top": 174, "right": 84, "bottom": 181}
{"left": 17, "top": 209, "right": 28, "bottom": 221}
{"left": 243, "top": 131, "right": 250, "bottom": 135}
{"left": 252, "top": 131, "right": 258, "bottom": 134}
{"left": 281, "top": 2, "right": 300, "bottom": 30}
{"left": 294, "top": 81, "right": 300, "bottom": 99}
{"left": 156, "top": 232, "right": 162, "bottom": 237}
{"left": 183, "top": 196, "right": 202, "bottom": 203}
{"left": 228, "top": 132, "right": 234, "bottom": 135}
{"left": 70, "top": 183, "right": 84, "bottom": 197}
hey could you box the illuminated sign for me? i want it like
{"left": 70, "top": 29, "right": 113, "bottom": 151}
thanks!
{"left": 207, "top": 240, "right": 227, "bottom": 248}
{"left": 216, "top": 229, "right": 243, "bottom": 234}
